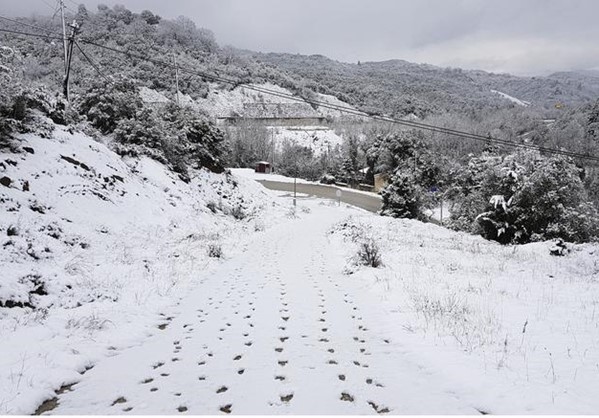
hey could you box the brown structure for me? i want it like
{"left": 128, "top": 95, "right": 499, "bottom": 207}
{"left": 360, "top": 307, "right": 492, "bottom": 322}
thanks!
{"left": 374, "top": 173, "right": 390, "bottom": 192}
{"left": 255, "top": 161, "right": 272, "bottom": 174}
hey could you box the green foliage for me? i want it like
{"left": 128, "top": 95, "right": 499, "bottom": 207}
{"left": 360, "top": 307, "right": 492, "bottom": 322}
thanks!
{"left": 114, "top": 108, "right": 165, "bottom": 147}
{"left": 450, "top": 151, "right": 599, "bottom": 244}
{"left": 380, "top": 172, "right": 424, "bottom": 219}
{"left": 586, "top": 99, "right": 599, "bottom": 142}
{"left": 182, "top": 117, "right": 227, "bottom": 174}
{"left": 375, "top": 130, "right": 449, "bottom": 219}
{"left": 112, "top": 103, "right": 226, "bottom": 176}
{"left": 78, "top": 76, "right": 142, "bottom": 133}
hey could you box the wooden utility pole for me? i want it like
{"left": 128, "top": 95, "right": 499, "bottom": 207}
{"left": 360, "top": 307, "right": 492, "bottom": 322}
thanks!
{"left": 59, "top": 0, "right": 68, "bottom": 74}
{"left": 63, "top": 20, "right": 79, "bottom": 101}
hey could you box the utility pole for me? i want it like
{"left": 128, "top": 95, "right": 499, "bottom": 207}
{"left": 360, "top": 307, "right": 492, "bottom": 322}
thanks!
{"left": 270, "top": 129, "right": 275, "bottom": 171}
{"left": 63, "top": 20, "right": 79, "bottom": 101}
{"left": 59, "top": 0, "right": 68, "bottom": 74}
{"left": 173, "top": 54, "right": 180, "bottom": 105}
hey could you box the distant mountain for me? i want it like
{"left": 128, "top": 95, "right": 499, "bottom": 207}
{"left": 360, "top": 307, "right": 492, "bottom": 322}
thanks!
{"left": 247, "top": 52, "right": 599, "bottom": 119}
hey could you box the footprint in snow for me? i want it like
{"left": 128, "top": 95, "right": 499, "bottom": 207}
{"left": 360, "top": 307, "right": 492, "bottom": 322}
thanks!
{"left": 111, "top": 397, "right": 127, "bottom": 406}
{"left": 280, "top": 393, "right": 294, "bottom": 403}
{"left": 340, "top": 393, "right": 354, "bottom": 402}
{"left": 368, "top": 401, "right": 391, "bottom": 414}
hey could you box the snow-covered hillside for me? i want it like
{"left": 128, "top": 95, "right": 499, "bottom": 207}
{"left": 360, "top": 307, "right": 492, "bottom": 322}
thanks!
{"left": 0, "top": 123, "right": 290, "bottom": 414}
{"left": 268, "top": 126, "right": 343, "bottom": 156}
{"left": 159, "top": 84, "right": 353, "bottom": 156}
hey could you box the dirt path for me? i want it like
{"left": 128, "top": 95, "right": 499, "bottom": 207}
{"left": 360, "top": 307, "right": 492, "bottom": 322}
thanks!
{"left": 48, "top": 204, "right": 479, "bottom": 414}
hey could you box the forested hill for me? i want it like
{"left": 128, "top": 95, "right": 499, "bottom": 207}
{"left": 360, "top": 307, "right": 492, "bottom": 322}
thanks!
{"left": 0, "top": 5, "right": 318, "bottom": 104}
{"left": 248, "top": 52, "right": 599, "bottom": 118}
{"left": 2, "top": 3, "right": 598, "bottom": 124}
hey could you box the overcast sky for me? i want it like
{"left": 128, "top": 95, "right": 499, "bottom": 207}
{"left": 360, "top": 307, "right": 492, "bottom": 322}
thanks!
{"left": 5, "top": 0, "right": 599, "bottom": 76}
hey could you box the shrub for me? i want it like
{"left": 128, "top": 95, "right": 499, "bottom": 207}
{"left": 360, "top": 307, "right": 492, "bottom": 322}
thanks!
{"left": 77, "top": 76, "right": 142, "bottom": 133}
{"left": 207, "top": 243, "right": 223, "bottom": 258}
{"left": 356, "top": 238, "right": 383, "bottom": 268}
{"left": 230, "top": 205, "right": 246, "bottom": 220}
{"left": 380, "top": 172, "right": 424, "bottom": 219}
{"left": 452, "top": 151, "right": 599, "bottom": 244}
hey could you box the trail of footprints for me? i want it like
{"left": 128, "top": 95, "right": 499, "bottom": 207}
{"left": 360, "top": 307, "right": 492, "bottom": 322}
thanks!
{"left": 113, "top": 267, "right": 260, "bottom": 415}
{"left": 309, "top": 251, "right": 391, "bottom": 415}
{"left": 109, "top": 257, "right": 391, "bottom": 414}
{"left": 273, "top": 269, "right": 294, "bottom": 405}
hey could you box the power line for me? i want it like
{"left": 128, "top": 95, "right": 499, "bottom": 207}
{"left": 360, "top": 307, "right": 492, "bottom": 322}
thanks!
{"left": 74, "top": 40, "right": 109, "bottom": 81}
{"left": 1, "top": 17, "right": 598, "bottom": 163}
{"left": 0, "top": 26, "right": 62, "bottom": 41}
{"left": 69, "top": 38, "right": 599, "bottom": 163}
{"left": 0, "top": 16, "right": 61, "bottom": 37}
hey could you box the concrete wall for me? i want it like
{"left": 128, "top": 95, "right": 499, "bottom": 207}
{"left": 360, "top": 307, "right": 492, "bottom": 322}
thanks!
{"left": 217, "top": 117, "right": 327, "bottom": 127}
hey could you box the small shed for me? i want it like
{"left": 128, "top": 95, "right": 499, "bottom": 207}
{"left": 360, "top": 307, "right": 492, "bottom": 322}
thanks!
{"left": 255, "top": 161, "right": 272, "bottom": 174}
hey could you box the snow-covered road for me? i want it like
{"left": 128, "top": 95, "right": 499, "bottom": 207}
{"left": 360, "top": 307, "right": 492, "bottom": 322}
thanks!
{"left": 47, "top": 202, "right": 480, "bottom": 415}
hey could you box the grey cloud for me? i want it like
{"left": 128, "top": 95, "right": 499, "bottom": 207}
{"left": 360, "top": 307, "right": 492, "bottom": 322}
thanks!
{"left": 2, "top": 0, "right": 599, "bottom": 75}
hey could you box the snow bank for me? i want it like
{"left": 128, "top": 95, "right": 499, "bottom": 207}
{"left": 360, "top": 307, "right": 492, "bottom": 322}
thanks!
{"left": 0, "top": 124, "right": 289, "bottom": 414}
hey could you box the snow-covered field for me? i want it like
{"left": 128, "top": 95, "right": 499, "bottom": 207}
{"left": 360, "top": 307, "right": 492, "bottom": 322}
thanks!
{"left": 2, "top": 126, "right": 599, "bottom": 414}
{"left": 331, "top": 216, "right": 599, "bottom": 414}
